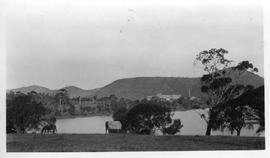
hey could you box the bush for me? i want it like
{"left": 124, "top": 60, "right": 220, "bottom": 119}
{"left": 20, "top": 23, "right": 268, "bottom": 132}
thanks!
{"left": 6, "top": 93, "right": 47, "bottom": 133}
{"left": 55, "top": 110, "right": 61, "bottom": 116}
{"left": 126, "top": 102, "right": 172, "bottom": 134}
{"left": 112, "top": 107, "right": 129, "bottom": 131}
{"left": 192, "top": 105, "right": 201, "bottom": 109}
{"left": 163, "top": 119, "right": 183, "bottom": 135}
{"left": 68, "top": 105, "right": 75, "bottom": 115}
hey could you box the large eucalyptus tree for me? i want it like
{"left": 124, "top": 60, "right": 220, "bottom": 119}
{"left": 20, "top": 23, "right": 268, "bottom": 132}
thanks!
{"left": 195, "top": 48, "right": 258, "bottom": 135}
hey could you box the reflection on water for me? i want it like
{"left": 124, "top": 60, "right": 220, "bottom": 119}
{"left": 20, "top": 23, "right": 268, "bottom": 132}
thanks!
{"left": 56, "top": 109, "right": 264, "bottom": 136}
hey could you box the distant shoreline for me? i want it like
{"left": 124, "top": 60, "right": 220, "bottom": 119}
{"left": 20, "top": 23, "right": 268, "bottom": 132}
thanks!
{"left": 56, "top": 108, "right": 208, "bottom": 120}
{"left": 56, "top": 113, "right": 112, "bottom": 120}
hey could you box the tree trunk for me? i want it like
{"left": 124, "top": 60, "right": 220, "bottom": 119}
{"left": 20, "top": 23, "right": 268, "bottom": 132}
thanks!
{"left": 205, "top": 123, "right": 212, "bottom": 136}
{"left": 236, "top": 129, "right": 241, "bottom": 136}
{"left": 60, "top": 98, "right": 62, "bottom": 113}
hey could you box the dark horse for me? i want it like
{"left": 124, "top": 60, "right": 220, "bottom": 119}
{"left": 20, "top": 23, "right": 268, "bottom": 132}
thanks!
{"left": 41, "top": 124, "right": 57, "bottom": 134}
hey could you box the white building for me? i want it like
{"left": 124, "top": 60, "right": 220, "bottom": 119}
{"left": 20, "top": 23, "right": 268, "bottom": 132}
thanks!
{"left": 147, "top": 93, "right": 182, "bottom": 101}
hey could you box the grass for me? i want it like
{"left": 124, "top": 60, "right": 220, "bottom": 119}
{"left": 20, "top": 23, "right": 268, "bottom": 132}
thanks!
{"left": 7, "top": 134, "right": 265, "bottom": 152}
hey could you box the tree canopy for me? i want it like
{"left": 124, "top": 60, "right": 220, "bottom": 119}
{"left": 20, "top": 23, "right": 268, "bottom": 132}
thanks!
{"left": 126, "top": 102, "right": 172, "bottom": 134}
{"left": 6, "top": 92, "right": 47, "bottom": 133}
{"left": 195, "top": 48, "right": 259, "bottom": 135}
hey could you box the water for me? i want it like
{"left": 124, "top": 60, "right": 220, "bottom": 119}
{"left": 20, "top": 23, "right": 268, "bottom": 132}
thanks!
{"left": 56, "top": 115, "right": 113, "bottom": 134}
{"left": 55, "top": 109, "right": 264, "bottom": 136}
{"left": 172, "top": 109, "right": 264, "bottom": 136}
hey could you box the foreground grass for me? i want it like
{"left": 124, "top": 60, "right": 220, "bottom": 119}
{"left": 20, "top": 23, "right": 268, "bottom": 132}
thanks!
{"left": 7, "top": 134, "right": 265, "bottom": 152}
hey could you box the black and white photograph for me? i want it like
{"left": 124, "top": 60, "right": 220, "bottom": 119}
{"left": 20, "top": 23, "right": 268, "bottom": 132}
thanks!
{"left": 1, "top": 0, "right": 269, "bottom": 156}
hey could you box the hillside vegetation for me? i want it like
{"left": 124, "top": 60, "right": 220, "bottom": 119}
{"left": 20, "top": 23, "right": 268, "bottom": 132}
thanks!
{"left": 9, "top": 71, "right": 263, "bottom": 100}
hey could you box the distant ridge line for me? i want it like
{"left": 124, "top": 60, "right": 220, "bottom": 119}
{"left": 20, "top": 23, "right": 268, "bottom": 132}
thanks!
{"left": 8, "top": 73, "right": 264, "bottom": 100}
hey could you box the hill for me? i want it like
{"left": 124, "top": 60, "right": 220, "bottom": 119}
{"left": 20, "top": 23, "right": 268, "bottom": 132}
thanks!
{"left": 8, "top": 85, "right": 100, "bottom": 98}
{"left": 94, "top": 77, "right": 202, "bottom": 100}
{"left": 62, "top": 86, "right": 100, "bottom": 98}
{"left": 93, "top": 71, "right": 264, "bottom": 100}
{"left": 8, "top": 70, "right": 264, "bottom": 100}
{"left": 9, "top": 85, "right": 53, "bottom": 94}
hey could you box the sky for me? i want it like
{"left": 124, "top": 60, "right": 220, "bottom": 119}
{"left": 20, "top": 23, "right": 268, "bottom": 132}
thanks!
{"left": 5, "top": 0, "right": 264, "bottom": 90}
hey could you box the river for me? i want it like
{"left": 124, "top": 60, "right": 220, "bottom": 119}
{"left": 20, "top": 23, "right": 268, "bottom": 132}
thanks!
{"left": 55, "top": 109, "right": 264, "bottom": 136}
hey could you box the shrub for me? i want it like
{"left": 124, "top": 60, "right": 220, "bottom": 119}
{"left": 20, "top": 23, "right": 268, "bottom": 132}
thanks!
{"left": 126, "top": 102, "right": 172, "bottom": 134}
{"left": 163, "top": 119, "right": 183, "bottom": 135}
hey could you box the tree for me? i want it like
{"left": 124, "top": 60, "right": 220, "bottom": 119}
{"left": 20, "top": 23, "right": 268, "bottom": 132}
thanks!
{"left": 55, "top": 89, "right": 71, "bottom": 115}
{"left": 126, "top": 102, "right": 172, "bottom": 134}
{"left": 195, "top": 48, "right": 258, "bottom": 135}
{"left": 109, "top": 94, "right": 120, "bottom": 113}
{"left": 112, "top": 107, "right": 129, "bottom": 131}
{"left": 211, "top": 102, "right": 254, "bottom": 136}
{"left": 68, "top": 105, "right": 75, "bottom": 115}
{"left": 163, "top": 119, "right": 183, "bottom": 135}
{"left": 211, "top": 85, "right": 264, "bottom": 136}
{"left": 224, "top": 86, "right": 264, "bottom": 135}
{"left": 246, "top": 86, "right": 264, "bottom": 134}
{"left": 6, "top": 92, "right": 47, "bottom": 133}
{"left": 224, "top": 105, "right": 254, "bottom": 136}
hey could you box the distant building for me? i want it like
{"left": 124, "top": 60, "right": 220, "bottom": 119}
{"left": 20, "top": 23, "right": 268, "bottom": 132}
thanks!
{"left": 147, "top": 93, "right": 182, "bottom": 101}
{"left": 156, "top": 93, "right": 182, "bottom": 101}
{"left": 190, "top": 96, "right": 197, "bottom": 101}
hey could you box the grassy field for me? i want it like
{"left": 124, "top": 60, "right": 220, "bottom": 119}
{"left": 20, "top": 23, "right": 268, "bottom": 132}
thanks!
{"left": 7, "top": 134, "right": 265, "bottom": 152}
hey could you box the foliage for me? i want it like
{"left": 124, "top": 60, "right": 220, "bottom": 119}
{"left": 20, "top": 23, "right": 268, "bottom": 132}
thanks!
{"left": 6, "top": 92, "right": 47, "bottom": 133}
{"left": 49, "top": 116, "right": 57, "bottom": 125}
{"left": 223, "top": 105, "right": 254, "bottom": 136}
{"left": 210, "top": 103, "right": 252, "bottom": 136}
{"left": 229, "top": 86, "right": 264, "bottom": 133}
{"left": 126, "top": 102, "right": 172, "bottom": 134}
{"left": 195, "top": 48, "right": 232, "bottom": 73}
{"left": 192, "top": 105, "right": 201, "bottom": 109}
{"left": 112, "top": 107, "right": 129, "bottom": 131}
{"left": 209, "top": 86, "right": 264, "bottom": 136}
{"left": 163, "top": 119, "right": 183, "bottom": 135}
{"left": 112, "top": 97, "right": 192, "bottom": 133}
{"left": 248, "top": 86, "right": 265, "bottom": 133}
{"left": 55, "top": 89, "right": 72, "bottom": 114}
{"left": 68, "top": 105, "right": 75, "bottom": 115}
{"left": 195, "top": 48, "right": 259, "bottom": 135}
{"left": 8, "top": 88, "right": 206, "bottom": 119}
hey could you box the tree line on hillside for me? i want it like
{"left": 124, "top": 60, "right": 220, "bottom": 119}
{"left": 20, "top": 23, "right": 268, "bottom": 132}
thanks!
{"left": 71, "top": 94, "right": 207, "bottom": 115}
{"left": 6, "top": 89, "right": 207, "bottom": 124}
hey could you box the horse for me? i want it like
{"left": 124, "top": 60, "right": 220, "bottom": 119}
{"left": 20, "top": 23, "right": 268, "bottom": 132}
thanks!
{"left": 41, "top": 124, "right": 57, "bottom": 134}
{"left": 105, "top": 121, "right": 122, "bottom": 134}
